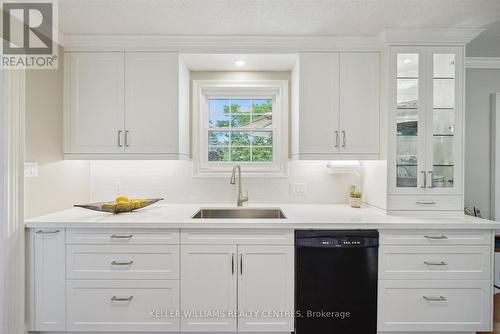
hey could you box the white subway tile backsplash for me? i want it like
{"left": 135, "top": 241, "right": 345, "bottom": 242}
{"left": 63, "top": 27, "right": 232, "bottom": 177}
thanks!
{"left": 89, "top": 160, "right": 359, "bottom": 204}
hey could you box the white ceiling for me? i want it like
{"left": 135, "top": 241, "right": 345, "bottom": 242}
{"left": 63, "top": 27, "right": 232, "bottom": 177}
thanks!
{"left": 181, "top": 54, "right": 298, "bottom": 71}
{"left": 60, "top": 0, "right": 500, "bottom": 37}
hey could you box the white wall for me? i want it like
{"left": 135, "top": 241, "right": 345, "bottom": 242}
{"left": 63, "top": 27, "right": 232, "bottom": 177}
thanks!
{"left": 24, "top": 47, "right": 91, "bottom": 219}
{"left": 464, "top": 68, "right": 500, "bottom": 219}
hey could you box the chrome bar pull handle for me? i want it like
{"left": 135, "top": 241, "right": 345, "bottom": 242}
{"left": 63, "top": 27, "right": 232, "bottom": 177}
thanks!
{"left": 111, "top": 260, "right": 134, "bottom": 266}
{"left": 35, "top": 230, "right": 60, "bottom": 234}
{"left": 424, "top": 261, "right": 447, "bottom": 266}
{"left": 240, "top": 254, "right": 243, "bottom": 275}
{"left": 334, "top": 131, "right": 339, "bottom": 148}
{"left": 424, "top": 235, "right": 448, "bottom": 240}
{"left": 416, "top": 201, "right": 437, "bottom": 205}
{"left": 421, "top": 171, "right": 427, "bottom": 188}
{"left": 423, "top": 296, "right": 447, "bottom": 302}
{"left": 125, "top": 130, "right": 130, "bottom": 147}
{"left": 110, "top": 234, "right": 133, "bottom": 239}
{"left": 231, "top": 253, "right": 235, "bottom": 275}
{"left": 111, "top": 296, "right": 134, "bottom": 301}
{"left": 341, "top": 130, "right": 346, "bottom": 147}
{"left": 118, "top": 130, "right": 123, "bottom": 147}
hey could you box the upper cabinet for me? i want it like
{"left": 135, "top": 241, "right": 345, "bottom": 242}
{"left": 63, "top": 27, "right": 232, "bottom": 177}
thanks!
{"left": 64, "top": 52, "right": 189, "bottom": 159}
{"left": 388, "top": 46, "right": 463, "bottom": 210}
{"left": 292, "top": 52, "right": 380, "bottom": 159}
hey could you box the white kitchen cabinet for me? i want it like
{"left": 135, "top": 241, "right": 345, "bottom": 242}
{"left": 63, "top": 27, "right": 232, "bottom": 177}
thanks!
{"left": 237, "top": 245, "right": 294, "bottom": 332}
{"left": 292, "top": 52, "right": 380, "bottom": 159}
{"left": 68, "top": 52, "right": 125, "bottom": 154}
{"left": 339, "top": 53, "right": 380, "bottom": 154}
{"left": 388, "top": 46, "right": 464, "bottom": 210}
{"left": 295, "top": 53, "right": 340, "bottom": 156}
{"left": 67, "top": 280, "right": 180, "bottom": 332}
{"left": 181, "top": 244, "right": 238, "bottom": 332}
{"left": 125, "top": 52, "right": 182, "bottom": 154}
{"left": 64, "top": 51, "right": 189, "bottom": 159}
{"left": 33, "top": 229, "right": 66, "bottom": 331}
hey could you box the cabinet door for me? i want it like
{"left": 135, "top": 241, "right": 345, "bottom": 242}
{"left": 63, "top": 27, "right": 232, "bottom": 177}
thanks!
{"left": 425, "top": 47, "right": 463, "bottom": 194}
{"left": 69, "top": 52, "right": 124, "bottom": 153}
{"left": 125, "top": 52, "right": 180, "bottom": 153}
{"left": 34, "top": 229, "right": 66, "bottom": 331}
{"left": 238, "top": 245, "right": 294, "bottom": 332}
{"left": 181, "top": 245, "right": 237, "bottom": 331}
{"left": 390, "top": 48, "right": 427, "bottom": 193}
{"left": 339, "top": 53, "right": 380, "bottom": 154}
{"left": 298, "top": 53, "right": 340, "bottom": 155}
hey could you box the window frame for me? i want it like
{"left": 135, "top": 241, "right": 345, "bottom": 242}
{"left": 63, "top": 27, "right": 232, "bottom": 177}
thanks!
{"left": 193, "top": 80, "right": 288, "bottom": 177}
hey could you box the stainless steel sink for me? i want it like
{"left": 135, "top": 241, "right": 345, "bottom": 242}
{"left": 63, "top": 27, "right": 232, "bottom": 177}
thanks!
{"left": 192, "top": 208, "right": 286, "bottom": 219}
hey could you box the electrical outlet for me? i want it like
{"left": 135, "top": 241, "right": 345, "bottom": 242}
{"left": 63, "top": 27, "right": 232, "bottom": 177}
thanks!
{"left": 289, "top": 183, "right": 307, "bottom": 196}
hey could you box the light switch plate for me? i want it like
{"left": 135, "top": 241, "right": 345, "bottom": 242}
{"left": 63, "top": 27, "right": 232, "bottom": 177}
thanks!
{"left": 24, "top": 162, "right": 38, "bottom": 177}
{"left": 289, "top": 182, "right": 307, "bottom": 196}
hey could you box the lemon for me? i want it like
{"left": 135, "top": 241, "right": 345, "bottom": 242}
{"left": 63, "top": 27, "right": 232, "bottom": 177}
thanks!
{"left": 131, "top": 200, "right": 140, "bottom": 209}
{"left": 115, "top": 196, "right": 129, "bottom": 203}
{"left": 116, "top": 201, "right": 131, "bottom": 212}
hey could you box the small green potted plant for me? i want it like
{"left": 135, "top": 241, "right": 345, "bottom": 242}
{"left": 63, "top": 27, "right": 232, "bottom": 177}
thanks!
{"left": 349, "top": 190, "right": 362, "bottom": 208}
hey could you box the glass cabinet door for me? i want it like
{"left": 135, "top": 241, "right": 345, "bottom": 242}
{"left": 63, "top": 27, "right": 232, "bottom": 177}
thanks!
{"left": 396, "top": 53, "right": 420, "bottom": 188}
{"left": 430, "top": 53, "right": 456, "bottom": 188}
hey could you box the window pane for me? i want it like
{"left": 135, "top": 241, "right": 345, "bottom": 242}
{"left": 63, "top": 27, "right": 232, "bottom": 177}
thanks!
{"left": 230, "top": 132, "right": 250, "bottom": 146}
{"left": 208, "top": 147, "right": 229, "bottom": 161}
{"left": 252, "top": 132, "right": 273, "bottom": 146}
{"left": 209, "top": 99, "right": 229, "bottom": 114}
{"left": 231, "top": 99, "right": 250, "bottom": 113}
{"left": 209, "top": 114, "right": 230, "bottom": 128}
{"left": 231, "top": 114, "right": 251, "bottom": 128}
{"left": 252, "top": 99, "right": 272, "bottom": 114}
{"left": 251, "top": 115, "right": 272, "bottom": 129}
{"left": 434, "top": 54, "right": 455, "bottom": 78}
{"left": 208, "top": 131, "right": 229, "bottom": 146}
{"left": 397, "top": 79, "right": 418, "bottom": 108}
{"left": 397, "top": 54, "right": 418, "bottom": 78}
{"left": 231, "top": 147, "right": 250, "bottom": 161}
{"left": 433, "top": 78, "right": 455, "bottom": 109}
{"left": 252, "top": 147, "right": 272, "bottom": 161}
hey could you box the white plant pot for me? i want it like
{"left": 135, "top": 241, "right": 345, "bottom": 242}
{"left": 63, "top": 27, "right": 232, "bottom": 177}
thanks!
{"left": 350, "top": 197, "right": 362, "bottom": 208}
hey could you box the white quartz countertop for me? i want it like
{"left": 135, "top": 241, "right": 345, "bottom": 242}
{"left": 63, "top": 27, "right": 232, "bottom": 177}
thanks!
{"left": 24, "top": 203, "right": 500, "bottom": 230}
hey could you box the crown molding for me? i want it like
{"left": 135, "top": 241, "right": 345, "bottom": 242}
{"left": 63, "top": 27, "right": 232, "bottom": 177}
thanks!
{"left": 62, "top": 35, "right": 382, "bottom": 52}
{"left": 379, "top": 28, "right": 485, "bottom": 46}
{"left": 466, "top": 57, "right": 500, "bottom": 69}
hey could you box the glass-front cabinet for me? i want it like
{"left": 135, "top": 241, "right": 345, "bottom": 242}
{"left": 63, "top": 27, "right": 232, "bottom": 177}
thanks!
{"left": 390, "top": 46, "right": 463, "bottom": 195}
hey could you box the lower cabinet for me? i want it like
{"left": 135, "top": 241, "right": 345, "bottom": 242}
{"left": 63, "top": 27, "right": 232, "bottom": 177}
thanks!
{"left": 181, "top": 244, "right": 295, "bottom": 332}
{"left": 378, "top": 280, "right": 492, "bottom": 332}
{"left": 181, "top": 245, "right": 238, "bottom": 331}
{"left": 237, "top": 245, "right": 294, "bottom": 332}
{"left": 67, "top": 280, "right": 180, "bottom": 332}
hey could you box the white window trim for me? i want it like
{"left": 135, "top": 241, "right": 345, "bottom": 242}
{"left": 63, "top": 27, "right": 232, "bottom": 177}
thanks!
{"left": 193, "top": 80, "right": 288, "bottom": 177}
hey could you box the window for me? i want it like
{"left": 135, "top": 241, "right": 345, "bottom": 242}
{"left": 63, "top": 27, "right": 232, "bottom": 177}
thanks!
{"left": 208, "top": 98, "right": 273, "bottom": 162}
{"left": 193, "top": 80, "right": 288, "bottom": 176}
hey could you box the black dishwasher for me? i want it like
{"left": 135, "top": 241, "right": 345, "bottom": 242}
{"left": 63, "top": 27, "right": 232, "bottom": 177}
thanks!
{"left": 295, "top": 230, "right": 379, "bottom": 334}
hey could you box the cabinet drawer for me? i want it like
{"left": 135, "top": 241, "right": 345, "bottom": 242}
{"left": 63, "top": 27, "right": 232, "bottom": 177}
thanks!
{"left": 67, "top": 245, "right": 179, "bottom": 279}
{"left": 66, "top": 229, "right": 179, "bottom": 245}
{"left": 379, "top": 245, "right": 491, "bottom": 280}
{"left": 378, "top": 280, "right": 492, "bottom": 332}
{"left": 67, "top": 280, "right": 179, "bottom": 332}
{"left": 388, "top": 195, "right": 462, "bottom": 211}
{"left": 380, "top": 230, "right": 492, "bottom": 245}
{"left": 181, "top": 229, "right": 294, "bottom": 245}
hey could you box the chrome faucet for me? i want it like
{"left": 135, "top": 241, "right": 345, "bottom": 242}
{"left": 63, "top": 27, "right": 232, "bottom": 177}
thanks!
{"left": 230, "top": 165, "right": 248, "bottom": 206}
